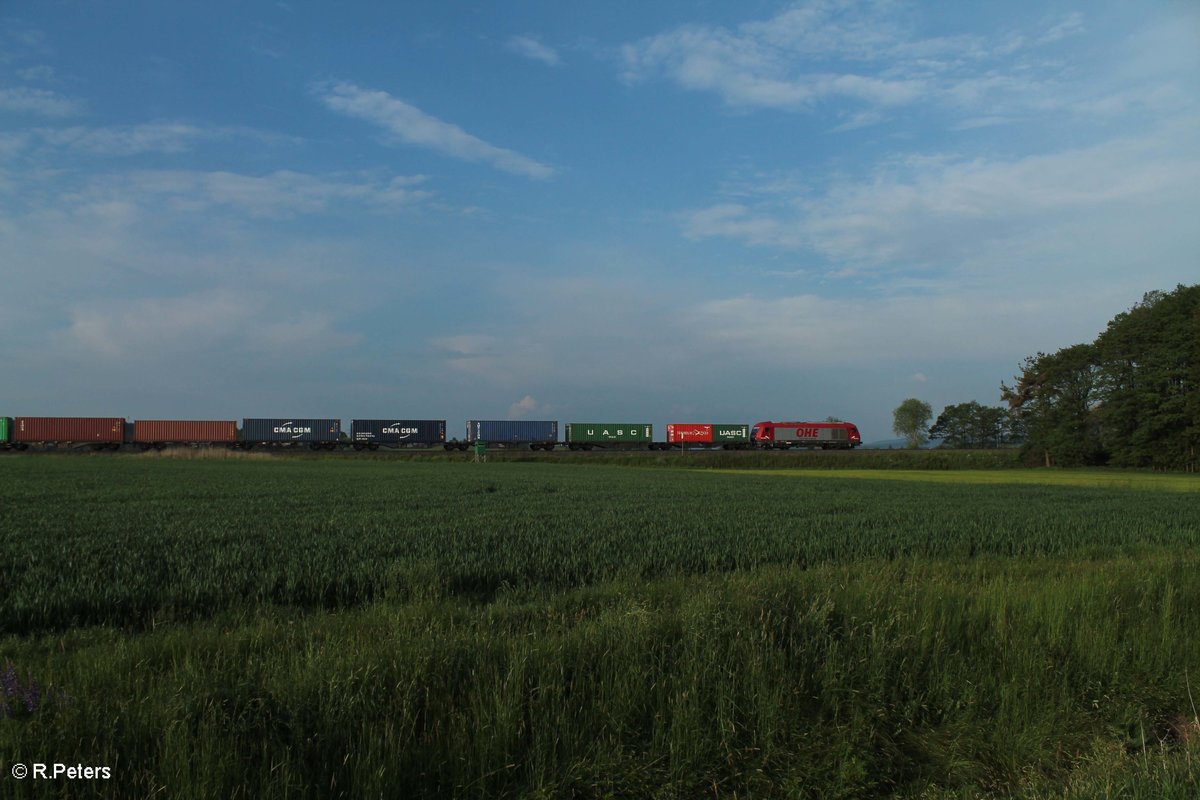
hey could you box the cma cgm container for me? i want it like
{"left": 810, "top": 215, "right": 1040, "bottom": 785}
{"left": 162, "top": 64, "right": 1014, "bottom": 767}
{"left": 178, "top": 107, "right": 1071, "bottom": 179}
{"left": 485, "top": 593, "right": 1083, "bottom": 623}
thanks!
{"left": 665, "top": 424, "right": 750, "bottom": 448}
{"left": 13, "top": 417, "right": 126, "bottom": 447}
{"left": 133, "top": 420, "right": 237, "bottom": 446}
{"left": 465, "top": 420, "right": 557, "bottom": 450}
{"left": 242, "top": 418, "right": 341, "bottom": 449}
{"left": 751, "top": 421, "right": 862, "bottom": 449}
{"left": 351, "top": 419, "right": 445, "bottom": 449}
{"left": 565, "top": 423, "right": 653, "bottom": 450}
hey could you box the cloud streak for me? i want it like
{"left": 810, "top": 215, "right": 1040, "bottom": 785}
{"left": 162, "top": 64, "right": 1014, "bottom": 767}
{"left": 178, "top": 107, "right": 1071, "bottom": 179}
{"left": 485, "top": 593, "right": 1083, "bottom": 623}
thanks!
{"left": 0, "top": 86, "right": 82, "bottom": 117}
{"left": 620, "top": 1, "right": 1085, "bottom": 122}
{"left": 314, "top": 80, "right": 555, "bottom": 179}
{"left": 506, "top": 35, "right": 561, "bottom": 66}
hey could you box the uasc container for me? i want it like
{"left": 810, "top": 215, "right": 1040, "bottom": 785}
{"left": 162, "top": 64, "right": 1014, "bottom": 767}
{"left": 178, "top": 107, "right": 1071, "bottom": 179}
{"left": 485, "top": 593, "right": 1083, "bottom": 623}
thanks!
{"left": 465, "top": 420, "right": 557, "bottom": 450}
{"left": 133, "top": 420, "right": 237, "bottom": 444}
{"left": 565, "top": 423, "right": 652, "bottom": 450}
{"left": 14, "top": 417, "right": 125, "bottom": 445}
{"left": 351, "top": 419, "right": 445, "bottom": 448}
{"left": 242, "top": 418, "right": 341, "bottom": 448}
{"left": 666, "top": 424, "right": 750, "bottom": 445}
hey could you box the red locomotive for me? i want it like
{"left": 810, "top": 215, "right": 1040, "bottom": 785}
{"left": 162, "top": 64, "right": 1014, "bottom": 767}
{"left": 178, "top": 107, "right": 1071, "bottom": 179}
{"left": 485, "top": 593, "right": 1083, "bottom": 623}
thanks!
{"left": 751, "top": 421, "right": 862, "bottom": 449}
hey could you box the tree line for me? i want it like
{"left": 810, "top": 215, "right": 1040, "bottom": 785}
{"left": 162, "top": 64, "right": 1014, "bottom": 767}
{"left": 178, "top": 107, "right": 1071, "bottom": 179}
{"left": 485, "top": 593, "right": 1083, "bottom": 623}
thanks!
{"left": 1002, "top": 284, "right": 1199, "bottom": 470}
{"left": 892, "top": 284, "right": 1198, "bottom": 471}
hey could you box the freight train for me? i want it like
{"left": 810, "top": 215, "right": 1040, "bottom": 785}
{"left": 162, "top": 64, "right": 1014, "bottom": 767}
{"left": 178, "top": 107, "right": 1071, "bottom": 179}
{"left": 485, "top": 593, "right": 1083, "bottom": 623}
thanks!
{"left": 0, "top": 416, "right": 862, "bottom": 451}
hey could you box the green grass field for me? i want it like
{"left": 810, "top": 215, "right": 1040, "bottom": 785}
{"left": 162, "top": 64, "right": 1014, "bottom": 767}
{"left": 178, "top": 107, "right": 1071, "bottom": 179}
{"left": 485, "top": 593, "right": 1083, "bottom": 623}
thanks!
{"left": 1, "top": 454, "right": 1198, "bottom": 798}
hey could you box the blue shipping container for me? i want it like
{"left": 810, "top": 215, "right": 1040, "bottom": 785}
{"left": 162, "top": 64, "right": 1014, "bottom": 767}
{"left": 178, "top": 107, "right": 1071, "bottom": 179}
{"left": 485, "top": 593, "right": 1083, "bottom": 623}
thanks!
{"left": 242, "top": 418, "right": 341, "bottom": 443}
{"left": 351, "top": 419, "right": 445, "bottom": 445}
{"left": 466, "top": 420, "right": 558, "bottom": 444}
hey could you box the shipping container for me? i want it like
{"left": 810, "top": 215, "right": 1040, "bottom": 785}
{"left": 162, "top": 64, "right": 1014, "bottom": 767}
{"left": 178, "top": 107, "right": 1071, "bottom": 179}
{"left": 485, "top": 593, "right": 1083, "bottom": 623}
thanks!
{"left": 565, "top": 423, "right": 653, "bottom": 450}
{"left": 14, "top": 417, "right": 125, "bottom": 447}
{"left": 665, "top": 424, "right": 750, "bottom": 447}
{"left": 241, "top": 418, "right": 341, "bottom": 449}
{"left": 133, "top": 420, "right": 237, "bottom": 445}
{"left": 465, "top": 420, "right": 557, "bottom": 450}
{"left": 0, "top": 417, "right": 10, "bottom": 445}
{"left": 351, "top": 419, "right": 445, "bottom": 448}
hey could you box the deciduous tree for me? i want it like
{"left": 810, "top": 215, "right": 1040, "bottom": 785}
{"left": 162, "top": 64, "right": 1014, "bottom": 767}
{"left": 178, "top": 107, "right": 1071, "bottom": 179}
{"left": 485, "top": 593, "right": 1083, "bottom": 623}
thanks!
{"left": 892, "top": 398, "right": 932, "bottom": 449}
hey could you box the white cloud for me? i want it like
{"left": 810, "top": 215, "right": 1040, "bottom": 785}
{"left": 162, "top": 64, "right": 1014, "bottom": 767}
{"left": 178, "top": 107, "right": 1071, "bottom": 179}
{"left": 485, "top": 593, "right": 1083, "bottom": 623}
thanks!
{"left": 682, "top": 125, "right": 1200, "bottom": 273}
{"left": 620, "top": 2, "right": 1084, "bottom": 119}
{"left": 0, "top": 86, "right": 82, "bottom": 117}
{"left": 52, "top": 169, "right": 432, "bottom": 220}
{"left": 313, "top": 80, "right": 555, "bottom": 179}
{"left": 30, "top": 122, "right": 292, "bottom": 156}
{"left": 16, "top": 65, "right": 56, "bottom": 82}
{"left": 507, "top": 395, "right": 542, "bottom": 419}
{"left": 37, "top": 288, "right": 357, "bottom": 374}
{"left": 506, "top": 35, "right": 561, "bottom": 66}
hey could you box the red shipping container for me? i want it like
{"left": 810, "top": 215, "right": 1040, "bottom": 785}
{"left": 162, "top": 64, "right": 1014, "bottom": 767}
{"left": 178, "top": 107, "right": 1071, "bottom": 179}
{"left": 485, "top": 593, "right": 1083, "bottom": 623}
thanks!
{"left": 14, "top": 417, "right": 125, "bottom": 443}
{"left": 666, "top": 424, "right": 713, "bottom": 443}
{"left": 133, "top": 420, "right": 237, "bottom": 444}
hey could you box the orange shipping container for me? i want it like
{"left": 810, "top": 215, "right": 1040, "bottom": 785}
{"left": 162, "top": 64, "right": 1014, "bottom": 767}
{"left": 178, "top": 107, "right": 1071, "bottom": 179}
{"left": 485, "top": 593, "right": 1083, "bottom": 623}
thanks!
{"left": 133, "top": 420, "right": 237, "bottom": 444}
{"left": 14, "top": 417, "right": 125, "bottom": 443}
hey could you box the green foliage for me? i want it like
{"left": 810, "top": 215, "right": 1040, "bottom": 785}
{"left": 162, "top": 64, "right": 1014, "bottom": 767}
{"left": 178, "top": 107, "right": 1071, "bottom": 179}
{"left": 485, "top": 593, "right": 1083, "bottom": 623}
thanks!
{"left": 892, "top": 398, "right": 933, "bottom": 448}
{"left": 1003, "top": 343, "right": 1105, "bottom": 467}
{"left": 1096, "top": 285, "right": 1200, "bottom": 470}
{"left": 929, "top": 401, "right": 1021, "bottom": 449}
{"left": 1006, "top": 284, "right": 1200, "bottom": 470}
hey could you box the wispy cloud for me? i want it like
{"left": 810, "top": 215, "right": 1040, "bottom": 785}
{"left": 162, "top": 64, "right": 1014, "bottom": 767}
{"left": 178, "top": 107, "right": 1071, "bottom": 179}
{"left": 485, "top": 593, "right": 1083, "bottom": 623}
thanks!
{"left": 620, "top": 1, "right": 1084, "bottom": 121}
{"left": 60, "top": 290, "right": 357, "bottom": 362}
{"left": 29, "top": 122, "right": 286, "bottom": 156}
{"left": 506, "top": 35, "right": 561, "bottom": 66}
{"left": 313, "top": 80, "right": 555, "bottom": 179}
{"left": 682, "top": 125, "right": 1200, "bottom": 273}
{"left": 85, "top": 169, "right": 432, "bottom": 219}
{"left": 0, "top": 86, "right": 82, "bottom": 117}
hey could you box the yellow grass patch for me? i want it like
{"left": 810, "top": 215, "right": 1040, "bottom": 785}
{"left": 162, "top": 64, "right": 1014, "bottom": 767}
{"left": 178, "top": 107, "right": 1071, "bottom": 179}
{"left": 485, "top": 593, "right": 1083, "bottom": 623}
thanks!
{"left": 706, "top": 468, "right": 1200, "bottom": 492}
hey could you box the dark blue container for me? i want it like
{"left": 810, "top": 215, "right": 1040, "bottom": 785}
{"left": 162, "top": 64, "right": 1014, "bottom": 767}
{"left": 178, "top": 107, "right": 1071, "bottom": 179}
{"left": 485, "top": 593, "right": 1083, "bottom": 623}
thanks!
{"left": 351, "top": 419, "right": 445, "bottom": 445}
{"left": 242, "top": 418, "right": 341, "bottom": 443}
{"left": 466, "top": 420, "right": 558, "bottom": 445}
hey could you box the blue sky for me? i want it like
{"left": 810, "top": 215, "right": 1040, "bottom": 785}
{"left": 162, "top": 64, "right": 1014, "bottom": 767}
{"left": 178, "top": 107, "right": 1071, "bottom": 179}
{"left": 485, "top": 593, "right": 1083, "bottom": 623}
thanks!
{"left": 2, "top": 1, "right": 1198, "bottom": 441}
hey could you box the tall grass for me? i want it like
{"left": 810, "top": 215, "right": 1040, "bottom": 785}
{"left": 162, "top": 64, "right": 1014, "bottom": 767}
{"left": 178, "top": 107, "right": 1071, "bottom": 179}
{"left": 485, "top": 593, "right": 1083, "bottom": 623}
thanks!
{"left": 2, "top": 458, "right": 1199, "bottom": 796}
{"left": 1, "top": 557, "right": 1198, "bottom": 798}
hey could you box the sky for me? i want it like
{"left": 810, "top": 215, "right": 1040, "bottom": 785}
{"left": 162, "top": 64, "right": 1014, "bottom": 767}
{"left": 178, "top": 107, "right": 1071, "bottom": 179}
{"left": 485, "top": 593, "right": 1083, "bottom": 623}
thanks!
{"left": 1, "top": 0, "right": 1198, "bottom": 442}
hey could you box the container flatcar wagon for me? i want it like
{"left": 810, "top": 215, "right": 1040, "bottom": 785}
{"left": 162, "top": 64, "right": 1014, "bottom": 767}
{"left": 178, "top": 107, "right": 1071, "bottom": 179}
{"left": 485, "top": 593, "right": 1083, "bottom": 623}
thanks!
{"left": 351, "top": 419, "right": 445, "bottom": 450}
{"left": 662, "top": 424, "right": 750, "bottom": 450}
{"left": 13, "top": 417, "right": 126, "bottom": 449}
{"left": 464, "top": 420, "right": 557, "bottom": 451}
{"left": 751, "top": 421, "right": 862, "bottom": 449}
{"left": 133, "top": 420, "right": 238, "bottom": 448}
{"left": 241, "top": 418, "right": 342, "bottom": 450}
{"left": 565, "top": 423, "right": 653, "bottom": 450}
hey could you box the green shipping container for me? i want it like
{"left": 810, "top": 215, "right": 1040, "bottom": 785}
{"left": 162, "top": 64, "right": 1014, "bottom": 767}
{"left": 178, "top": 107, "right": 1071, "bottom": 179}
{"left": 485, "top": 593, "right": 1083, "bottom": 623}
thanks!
{"left": 0, "top": 417, "right": 10, "bottom": 444}
{"left": 565, "top": 423, "right": 653, "bottom": 444}
{"left": 712, "top": 424, "right": 750, "bottom": 442}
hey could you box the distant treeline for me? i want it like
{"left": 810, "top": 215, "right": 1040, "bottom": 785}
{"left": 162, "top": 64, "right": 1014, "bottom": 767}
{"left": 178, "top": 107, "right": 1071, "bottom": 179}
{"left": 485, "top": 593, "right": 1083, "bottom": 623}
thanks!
{"left": 1001, "top": 283, "right": 1199, "bottom": 470}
